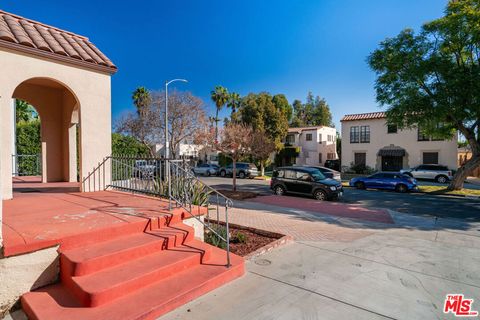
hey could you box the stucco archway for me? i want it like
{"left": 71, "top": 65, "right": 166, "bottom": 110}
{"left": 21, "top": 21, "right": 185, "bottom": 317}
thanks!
{"left": 12, "top": 77, "right": 81, "bottom": 184}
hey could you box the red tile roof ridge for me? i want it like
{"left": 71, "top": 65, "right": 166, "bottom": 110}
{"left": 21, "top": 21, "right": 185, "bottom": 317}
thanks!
{"left": 0, "top": 9, "right": 89, "bottom": 40}
{"left": 341, "top": 112, "right": 387, "bottom": 121}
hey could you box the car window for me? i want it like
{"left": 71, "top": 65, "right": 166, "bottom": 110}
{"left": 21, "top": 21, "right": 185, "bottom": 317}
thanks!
{"left": 417, "top": 165, "right": 427, "bottom": 170}
{"left": 296, "top": 171, "right": 311, "bottom": 181}
{"left": 284, "top": 170, "right": 296, "bottom": 179}
{"left": 249, "top": 163, "right": 257, "bottom": 169}
{"left": 311, "top": 170, "right": 326, "bottom": 181}
{"left": 273, "top": 170, "right": 284, "bottom": 178}
{"left": 369, "top": 173, "right": 382, "bottom": 179}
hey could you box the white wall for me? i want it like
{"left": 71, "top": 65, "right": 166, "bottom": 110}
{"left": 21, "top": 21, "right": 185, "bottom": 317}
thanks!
{"left": 341, "top": 118, "right": 458, "bottom": 170}
{"left": 288, "top": 127, "right": 338, "bottom": 166}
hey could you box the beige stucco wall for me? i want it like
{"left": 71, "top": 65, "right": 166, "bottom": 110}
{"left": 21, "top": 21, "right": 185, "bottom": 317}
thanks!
{"left": 341, "top": 118, "right": 458, "bottom": 170}
{"left": 0, "top": 47, "right": 112, "bottom": 200}
{"left": 0, "top": 246, "right": 59, "bottom": 318}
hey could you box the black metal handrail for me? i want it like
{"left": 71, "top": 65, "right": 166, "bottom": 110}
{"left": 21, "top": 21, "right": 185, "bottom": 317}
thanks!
{"left": 82, "top": 155, "right": 233, "bottom": 267}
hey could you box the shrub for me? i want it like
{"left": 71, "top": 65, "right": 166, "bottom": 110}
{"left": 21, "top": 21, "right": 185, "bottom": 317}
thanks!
{"left": 204, "top": 225, "right": 227, "bottom": 249}
{"left": 233, "top": 231, "right": 248, "bottom": 244}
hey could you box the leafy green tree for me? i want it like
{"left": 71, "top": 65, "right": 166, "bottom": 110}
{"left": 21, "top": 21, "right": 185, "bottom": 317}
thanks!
{"left": 368, "top": 0, "right": 480, "bottom": 190}
{"left": 132, "top": 87, "right": 151, "bottom": 117}
{"left": 290, "top": 92, "right": 333, "bottom": 127}
{"left": 240, "top": 92, "right": 289, "bottom": 150}
{"left": 15, "top": 100, "right": 38, "bottom": 123}
{"left": 112, "top": 133, "right": 149, "bottom": 156}
{"left": 227, "top": 92, "right": 241, "bottom": 123}
{"left": 16, "top": 119, "right": 41, "bottom": 175}
{"left": 210, "top": 86, "right": 229, "bottom": 141}
{"left": 272, "top": 94, "right": 293, "bottom": 122}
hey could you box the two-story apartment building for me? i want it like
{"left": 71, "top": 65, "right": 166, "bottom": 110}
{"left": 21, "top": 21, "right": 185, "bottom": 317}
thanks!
{"left": 283, "top": 126, "right": 338, "bottom": 166}
{"left": 340, "top": 112, "right": 458, "bottom": 171}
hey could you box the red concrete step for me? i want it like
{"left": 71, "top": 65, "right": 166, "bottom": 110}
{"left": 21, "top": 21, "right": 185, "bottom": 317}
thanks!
{"left": 61, "top": 223, "right": 195, "bottom": 277}
{"left": 69, "top": 240, "right": 213, "bottom": 307}
{"left": 22, "top": 247, "right": 244, "bottom": 320}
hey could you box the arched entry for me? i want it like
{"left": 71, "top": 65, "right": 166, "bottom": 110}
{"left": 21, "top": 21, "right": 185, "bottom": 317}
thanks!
{"left": 12, "top": 77, "right": 80, "bottom": 184}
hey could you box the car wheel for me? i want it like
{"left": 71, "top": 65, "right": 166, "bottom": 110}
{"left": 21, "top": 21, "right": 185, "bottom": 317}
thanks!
{"left": 355, "top": 181, "right": 366, "bottom": 190}
{"left": 314, "top": 189, "right": 327, "bottom": 201}
{"left": 206, "top": 171, "right": 211, "bottom": 177}
{"left": 274, "top": 185, "right": 285, "bottom": 196}
{"left": 396, "top": 184, "right": 408, "bottom": 193}
{"left": 220, "top": 170, "right": 226, "bottom": 177}
{"left": 239, "top": 171, "right": 246, "bottom": 179}
{"left": 436, "top": 175, "right": 448, "bottom": 184}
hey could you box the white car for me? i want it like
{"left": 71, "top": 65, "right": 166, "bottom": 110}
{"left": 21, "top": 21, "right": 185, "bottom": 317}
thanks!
{"left": 192, "top": 164, "right": 219, "bottom": 176}
{"left": 400, "top": 164, "right": 452, "bottom": 183}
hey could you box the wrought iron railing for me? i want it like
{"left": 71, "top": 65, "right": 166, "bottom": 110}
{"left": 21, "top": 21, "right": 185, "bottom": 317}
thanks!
{"left": 82, "top": 155, "right": 233, "bottom": 267}
{"left": 12, "top": 154, "right": 41, "bottom": 176}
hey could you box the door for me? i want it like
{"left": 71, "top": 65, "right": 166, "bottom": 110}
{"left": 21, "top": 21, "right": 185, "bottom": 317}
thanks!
{"left": 365, "top": 173, "right": 383, "bottom": 188}
{"left": 381, "top": 156, "right": 403, "bottom": 171}
{"left": 413, "top": 165, "right": 428, "bottom": 179}
{"left": 295, "top": 171, "right": 314, "bottom": 194}
{"left": 283, "top": 170, "right": 298, "bottom": 192}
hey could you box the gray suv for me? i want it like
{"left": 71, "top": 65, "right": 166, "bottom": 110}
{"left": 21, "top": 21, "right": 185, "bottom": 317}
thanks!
{"left": 219, "top": 162, "right": 259, "bottom": 179}
{"left": 400, "top": 164, "right": 452, "bottom": 183}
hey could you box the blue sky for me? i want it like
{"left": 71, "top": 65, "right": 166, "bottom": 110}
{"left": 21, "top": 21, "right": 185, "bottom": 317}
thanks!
{"left": 2, "top": 0, "right": 447, "bottom": 129}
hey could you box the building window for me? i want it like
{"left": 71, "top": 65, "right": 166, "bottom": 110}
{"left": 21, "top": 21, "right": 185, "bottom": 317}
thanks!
{"left": 360, "top": 126, "right": 370, "bottom": 143}
{"left": 286, "top": 134, "right": 295, "bottom": 144}
{"left": 327, "top": 153, "right": 335, "bottom": 160}
{"left": 306, "top": 133, "right": 313, "bottom": 141}
{"left": 423, "top": 152, "right": 439, "bottom": 164}
{"left": 318, "top": 153, "right": 322, "bottom": 164}
{"left": 318, "top": 133, "right": 322, "bottom": 142}
{"left": 350, "top": 126, "right": 359, "bottom": 143}
{"left": 354, "top": 152, "right": 366, "bottom": 165}
{"left": 387, "top": 124, "right": 397, "bottom": 134}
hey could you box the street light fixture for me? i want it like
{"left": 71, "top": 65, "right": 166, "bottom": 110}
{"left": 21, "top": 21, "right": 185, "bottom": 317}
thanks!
{"left": 165, "top": 78, "right": 187, "bottom": 211}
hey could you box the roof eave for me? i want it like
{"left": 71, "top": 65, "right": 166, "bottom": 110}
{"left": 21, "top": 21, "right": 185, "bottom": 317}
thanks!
{"left": 0, "top": 39, "right": 117, "bottom": 75}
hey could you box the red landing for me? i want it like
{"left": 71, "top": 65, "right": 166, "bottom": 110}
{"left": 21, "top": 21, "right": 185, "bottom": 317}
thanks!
{"left": 21, "top": 206, "right": 244, "bottom": 320}
{"left": 3, "top": 180, "right": 206, "bottom": 256}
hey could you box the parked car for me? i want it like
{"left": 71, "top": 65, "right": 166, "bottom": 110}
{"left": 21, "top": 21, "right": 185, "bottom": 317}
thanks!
{"left": 349, "top": 172, "right": 418, "bottom": 193}
{"left": 219, "top": 162, "right": 258, "bottom": 179}
{"left": 400, "top": 164, "right": 452, "bottom": 184}
{"left": 324, "top": 159, "right": 340, "bottom": 171}
{"left": 301, "top": 166, "right": 341, "bottom": 182}
{"left": 133, "top": 159, "right": 156, "bottom": 179}
{"left": 192, "top": 163, "right": 219, "bottom": 176}
{"left": 271, "top": 166, "right": 343, "bottom": 201}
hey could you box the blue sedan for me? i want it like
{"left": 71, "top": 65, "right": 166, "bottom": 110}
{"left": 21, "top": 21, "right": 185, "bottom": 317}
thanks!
{"left": 349, "top": 172, "right": 418, "bottom": 193}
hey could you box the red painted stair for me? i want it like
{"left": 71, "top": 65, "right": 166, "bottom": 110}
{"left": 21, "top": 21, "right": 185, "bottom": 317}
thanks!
{"left": 21, "top": 216, "right": 244, "bottom": 320}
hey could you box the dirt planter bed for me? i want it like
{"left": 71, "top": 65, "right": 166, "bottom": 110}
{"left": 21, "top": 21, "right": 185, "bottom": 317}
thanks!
{"left": 205, "top": 220, "right": 293, "bottom": 259}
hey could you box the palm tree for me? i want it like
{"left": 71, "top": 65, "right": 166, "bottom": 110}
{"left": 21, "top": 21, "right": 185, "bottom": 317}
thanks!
{"left": 227, "top": 92, "right": 241, "bottom": 123}
{"left": 132, "top": 87, "right": 151, "bottom": 118}
{"left": 210, "top": 86, "right": 229, "bottom": 141}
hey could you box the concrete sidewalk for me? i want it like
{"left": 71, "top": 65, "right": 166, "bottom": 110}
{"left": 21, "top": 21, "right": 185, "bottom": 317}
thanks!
{"left": 161, "top": 200, "right": 480, "bottom": 320}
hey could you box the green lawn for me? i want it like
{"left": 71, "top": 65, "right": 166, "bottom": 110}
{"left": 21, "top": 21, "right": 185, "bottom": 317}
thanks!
{"left": 418, "top": 185, "right": 480, "bottom": 197}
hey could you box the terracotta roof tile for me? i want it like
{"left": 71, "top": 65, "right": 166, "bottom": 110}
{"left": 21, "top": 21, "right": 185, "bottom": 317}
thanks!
{"left": 340, "top": 112, "right": 386, "bottom": 121}
{"left": 0, "top": 10, "right": 116, "bottom": 73}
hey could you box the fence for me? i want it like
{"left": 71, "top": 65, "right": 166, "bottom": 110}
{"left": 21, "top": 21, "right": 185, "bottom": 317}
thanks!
{"left": 82, "top": 155, "right": 233, "bottom": 267}
{"left": 12, "top": 154, "right": 41, "bottom": 176}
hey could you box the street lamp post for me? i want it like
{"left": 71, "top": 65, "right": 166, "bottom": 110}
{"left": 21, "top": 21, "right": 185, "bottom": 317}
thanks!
{"left": 165, "top": 79, "right": 188, "bottom": 210}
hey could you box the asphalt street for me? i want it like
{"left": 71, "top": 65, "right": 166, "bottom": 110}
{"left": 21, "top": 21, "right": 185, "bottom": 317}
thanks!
{"left": 199, "top": 176, "right": 480, "bottom": 221}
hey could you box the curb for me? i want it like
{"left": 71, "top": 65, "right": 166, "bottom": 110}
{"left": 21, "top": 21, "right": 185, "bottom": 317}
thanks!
{"left": 244, "top": 235, "right": 294, "bottom": 260}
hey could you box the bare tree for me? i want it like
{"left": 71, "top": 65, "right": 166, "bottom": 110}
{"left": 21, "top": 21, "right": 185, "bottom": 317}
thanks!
{"left": 251, "top": 131, "right": 276, "bottom": 176}
{"left": 149, "top": 90, "right": 207, "bottom": 158}
{"left": 116, "top": 90, "right": 207, "bottom": 158}
{"left": 215, "top": 123, "right": 254, "bottom": 191}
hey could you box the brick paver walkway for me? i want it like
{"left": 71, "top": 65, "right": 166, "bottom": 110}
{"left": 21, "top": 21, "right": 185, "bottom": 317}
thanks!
{"left": 208, "top": 204, "right": 374, "bottom": 242}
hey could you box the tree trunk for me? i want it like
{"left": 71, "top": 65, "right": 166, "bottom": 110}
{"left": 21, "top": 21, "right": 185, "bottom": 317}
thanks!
{"left": 448, "top": 152, "right": 480, "bottom": 190}
{"left": 260, "top": 162, "right": 265, "bottom": 177}
{"left": 232, "top": 159, "right": 237, "bottom": 192}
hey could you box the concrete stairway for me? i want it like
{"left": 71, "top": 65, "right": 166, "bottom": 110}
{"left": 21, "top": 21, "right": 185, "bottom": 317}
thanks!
{"left": 21, "top": 213, "right": 244, "bottom": 320}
